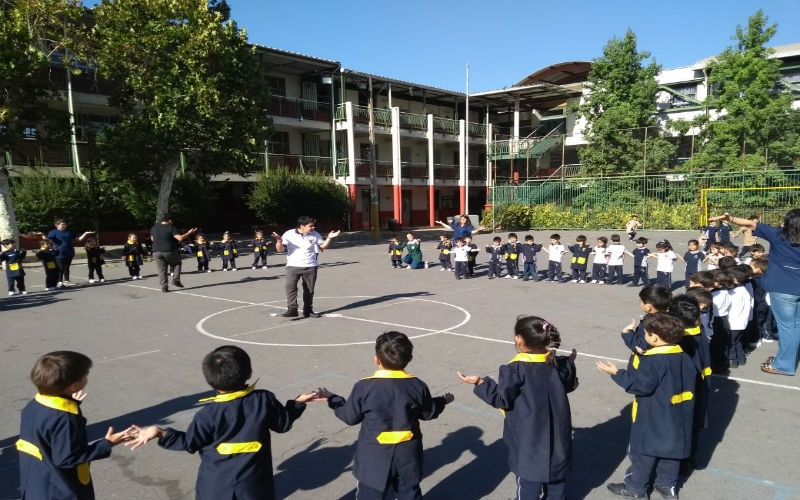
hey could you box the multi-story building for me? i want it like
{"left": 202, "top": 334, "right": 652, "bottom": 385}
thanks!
{"left": 6, "top": 43, "right": 799, "bottom": 230}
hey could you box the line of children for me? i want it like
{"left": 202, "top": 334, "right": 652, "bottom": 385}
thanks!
{"left": 84, "top": 237, "right": 106, "bottom": 283}
{"left": 122, "top": 233, "right": 145, "bottom": 280}
{"left": 1, "top": 238, "right": 27, "bottom": 295}
{"left": 436, "top": 234, "right": 453, "bottom": 271}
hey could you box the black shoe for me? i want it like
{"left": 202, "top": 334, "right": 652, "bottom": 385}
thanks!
{"left": 626, "top": 283, "right": 639, "bottom": 287}
{"left": 653, "top": 485, "right": 679, "bottom": 499}
{"left": 607, "top": 483, "right": 646, "bottom": 498}
{"left": 172, "top": 280, "right": 184, "bottom": 288}
{"left": 281, "top": 309, "right": 299, "bottom": 317}
{"left": 303, "top": 310, "right": 322, "bottom": 318}
{"left": 161, "top": 286, "right": 169, "bottom": 293}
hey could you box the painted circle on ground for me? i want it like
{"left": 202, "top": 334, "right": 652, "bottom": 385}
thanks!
{"left": 195, "top": 295, "right": 471, "bottom": 347}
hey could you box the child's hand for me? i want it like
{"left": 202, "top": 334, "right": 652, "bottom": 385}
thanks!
{"left": 457, "top": 372, "right": 482, "bottom": 385}
{"left": 295, "top": 392, "right": 318, "bottom": 403}
{"left": 71, "top": 390, "right": 88, "bottom": 402}
{"left": 106, "top": 425, "right": 137, "bottom": 446}
{"left": 123, "top": 425, "right": 164, "bottom": 450}
{"left": 635, "top": 346, "right": 645, "bottom": 355}
{"left": 568, "top": 348, "right": 578, "bottom": 362}
{"left": 442, "top": 393, "right": 455, "bottom": 404}
{"left": 596, "top": 360, "right": 619, "bottom": 375}
{"left": 622, "top": 318, "right": 637, "bottom": 333}
{"left": 313, "top": 387, "right": 335, "bottom": 401}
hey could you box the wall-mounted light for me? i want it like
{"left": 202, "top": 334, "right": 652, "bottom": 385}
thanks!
{"left": 321, "top": 75, "right": 333, "bottom": 85}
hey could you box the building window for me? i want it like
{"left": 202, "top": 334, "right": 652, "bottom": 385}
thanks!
{"left": 265, "top": 76, "right": 286, "bottom": 97}
{"left": 22, "top": 126, "right": 37, "bottom": 139}
{"left": 670, "top": 84, "right": 698, "bottom": 107}
{"left": 269, "top": 131, "right": 290, "bottom": 154}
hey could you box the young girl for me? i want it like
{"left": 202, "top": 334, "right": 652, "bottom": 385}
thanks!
{"left": 703, "top": 243, "right": 722, "bottom": 271}
{"left": 648, "top": 240, "right": 683, "bottom": 290}
{"left": 388, "top": 236, "right": 403, "bottom": 269}
{"left": 36, "top": 240, "right": 60, "bottom": 291}
{"left": 251, "top": 230, "right": 269, "bottom": 269}
{"left": 122, "top": 233, "right": 145, "bottom": 279}
{"left": 436, "top": 234, "right": 453, "bottom": 271}
{"left": 458, "top": 316, "right": 576, "bottom": 500}
{"left": 543, "top": 234, "right": 566, "bottom": 282}
{"left": 185, "top": 235, "right": 212, "bottom": 273}
{"left": 84, "top": 237, "right": 106, "bottom": 283}
{"left": 216, "top": 231, "right": 238, "bottom": 271}
{"left": 590, "top": 237, "right": 608, "bottom": 284}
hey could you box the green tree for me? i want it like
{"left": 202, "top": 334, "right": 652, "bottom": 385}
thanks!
{"left": 91, "top": 0, "right": 269, "bottom": 222}
{"left": 247, "top": 168, "right": 350, "bottom": 227}
{"left": 686, "top": 10, "right": 799, "bottom": 171}
{"left": 0, "top": 0, "right": 85, "bottom": 240}
{"left": 575, "top": 29, "right": 675, "bottom": 175}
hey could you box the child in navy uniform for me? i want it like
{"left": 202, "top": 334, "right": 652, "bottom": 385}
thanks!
{"left": 625, "top": 237, "right": 651, "bottom": 287}
{"left": 683, "top": 239, "right": 705, "bottom": 288}
{"left": 388, "top": 236, "right": 403, "bottom": 269}
{"left": 317, "top": 332, "right": 453, "bottom": 500}
{"left": 36, "top": 239, "right": 60, "bottom": 291}
{"left": 122, "top": 233, "right": 145, "bottom": 279}
{"left": 251, "top": 230, "right": 269, "bottom": 269}
{"left": 1, "top": 239, "right": 27, "bottom": 295}
{"left": 503, "top": 233, "right": 522, "bottom": 279}
{"left": 568, "top": 235, "right": 591, "bottom": 283}
{"left": 436, "top": 234, "right": 453, "bottom": 271}
{"left": 458, "top": 316, "right": 577, "bottom": 500}
{"left": 17, "top": 351, "right": 134, "bottom": 500}
{"left": 84, "top": 237, "right": 106, "bottom": 283}
{"left": 464, "top": 235, "right": 479, "bottom": 276}
{"left": 621, "top": 285, "right": 673, "bottom": 374}
{"left": 598, "top": 313, "right": 697, "bottom": 500}
{"left": 521, "top": 235, "right": 542, "bottom": 281}
{"left": 486, "top": 237, "right": 504, "bottom": 279}
{"left": 186, "top": 234, "right": 213, "bottom": 273}
{"left": 127, "top": 345, "right": 315, "bottom": 500}
{"left": 749, "top": 257, "right": 776, "bottom": 344}
{"left": 216, "top": 231, "right": 239, "bottom": 271}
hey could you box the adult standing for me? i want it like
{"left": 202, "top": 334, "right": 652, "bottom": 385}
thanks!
{"left": 271, "top": 216, "right": 340, "bottom": 318}
{"left": 150, "top": 214, "right": 197, "bottom": 293}
{"left": 435, "top": 214, "right": 480, "bottom": 241}
{"left": 46, "top": 218, "right": 94, "bottom": 287}
{"left": 711, "top": 210, "right": 800, "bottom": 376}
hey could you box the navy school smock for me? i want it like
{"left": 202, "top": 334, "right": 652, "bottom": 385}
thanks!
{"left": 474, "top": 352, "right": 572, "bottom": 483}
{"left": 17, "top": 394, "right": 112, "bottom": 500}
{"left": 611, "top": 345, "right": 697, "bottom": 459}
{"left": 327, "top": 369, "right": 448, "bottom": 491}
{"left": 158, "top": 385, "right": 306, "bottom": 500}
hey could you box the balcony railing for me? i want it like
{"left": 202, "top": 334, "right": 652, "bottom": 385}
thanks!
{"left": 354, "top": 159, "right": 394, "bottom": 177}
{"left": 399, "top": 112, "right": 427, "bottom": 131}
{"left": 7, "top": 140, "right": 89, "bottom": 168}
{"left": 468, "top": 122, "right": 486, "bottom": 138}
{"left": 433, "top": 117, "right": 459, "bottom": 135}
{"left": 401, "top": 162, "right": 428, "bottom": 180}
{"left": 268, "top": 95, "right": 331, "bottom": 122}
{"left": 267, "top": 154, "right": 332, "bottom": 174}
{"left": 351, "top": 105, "right": 392, "bottom": 127}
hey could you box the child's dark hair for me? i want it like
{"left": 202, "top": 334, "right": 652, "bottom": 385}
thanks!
{"left": 550, "top": 233, "right": 561, "bottom": 241}
{"left": 639, "top": 285, "right": 673, "bottom": 311}
{"left": 30, "top": 351, "right": 93, "bottom": 396}
{"left": 728, "top": 264, "right": 752, "bottom": 285}
{"left": 656, "top": 239, "right": 672, "bottom": 251}
{"left": 375, "top": 331, "right": 413, "bottom": 370}
{"left": 1, "top": 238, "right": 14, "bottom": 246}
{"left": 576, "top": 235, "right": 587, "bottom": 243}
{"left": 642, "top": 313, "right": 685, "bottom": 344}
{"left": 688, "top": 239, "right": 699, "bottom": 246}
{"left": 610, "top": 234, "right": 620, "bottom": 243}
{"left": 750, "top": 243, "right": 765, "bottom": 253}
{"left": 685, "top": 287, "right": 713, "bottom": 310}
{"left": 712, "top": 269, "right": 734, "bottom": 289}
{"left": 453, "top": 238, "right": 463, "bottom": 245}
{"left": 750, "top": 256, "right": 768, "bottom": 274}
{"left": 596, "top": 236, "right": 608, "bottom": 245}
{"left": 514, "top": 315, "right": 561, "bottom": 350}
{"left": 689, "top": 270, "right": 715, "bottom": 289}
{"left": 635, "top": 237, "right": 648, "bottom": 245}
{"left": 202, "top": 345, "right": 252, "bottom": 392}
{"left": 669, "top": 295, "right": 701, "bottom": 328}
{"left": 717, "top": 256, "right": 737, "bottom": 269}
{"left": 493, "top": 236, "right": 502, "bottom": 243}
{"left": 525, "top": 234, "right": 534, "bottom": 242}
{"left": 508, "top": 233, "right": 517, "bottom": 239}
{"left": 722, "top": 242, "right": 738, "bottom": 255}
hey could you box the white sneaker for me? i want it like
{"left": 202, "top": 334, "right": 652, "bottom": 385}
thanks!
{"left": 252, "top": 266, "right": 257, "bottom": 269}
{"left": 131, "top": 276, "right": 137, "bottom": 280}
{"left": 63, "top": 281, "right": 72, "bottom": 286}
{"left": 57, "top": 282, "right": 65, "bottom": 288}
{"left": 424, "top": 261, "right": 429, "bottom": 269}
{"left": 137, "top": 275, "right": 143, "bottom": 279}
{"left": 100, "top": 279, "right": 105, "bottom": 283}
{"left": 762, "top": 338, "right": 774, "bottom": 343}
{"left": 222, "top": 268, "right": 228, "bottom": 272}
{"left": 571, "top": 279, "right": 578, "bottom": 283}
{"left": 89, "top": 279, "right": 96, "bottom": 284}
{"left": 169, "top": 272, "right": 173, "bottom": 277}
{"left": 505, "top": 275, "right": 511, "bottom": 279}
{"left": 512, "top": 276, "right": 519, "bottom": 279}
{"left": 440, "top": 268, "right": 445, "bottom": 272}
{"left": 232, "top": 268, "right": 238, "bottom": 271}
{"left": 578, "top": 280, "right": 586, "bottom": 284}
{"left": 8, "top": 291, "right": 16, "bottom": 296}
{"left": 21, "top": 291, "right": 27, "bottom": 295}
{"left": 207, "top": 269, "right": 213, "bottom": 273}
{"left": 406, "top": 265, "right": 412, "bottom": 270}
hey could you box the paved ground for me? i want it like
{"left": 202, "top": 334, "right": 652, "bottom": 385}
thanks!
{"left": 2, "top": 229, "right": 799, "bottom": 500}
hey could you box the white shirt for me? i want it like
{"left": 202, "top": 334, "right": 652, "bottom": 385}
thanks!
{"left": 712, "top": 289, "right": 731, "bottom": 318}
{"left": 656, "top": 250, "right": 677, "bottom": 273}
{"left": 281, "top": 229, "right": 324, "bottom": 267}
{"left": 606, "top": 244, "right": 625, "bottom": 266}
{"left": 452, "top": 246, "right": 470, "bottom": 262}
{"left": 547, "top": 244, "right": 565, "bottom": 262}
{"left": 592, "top": 246, "right": 607, "bottom": 264}
{"left": 706, "top": 254, "right": 720, "bottom": 271}
{"left": 727, "top": 285, "right": 753, "bottom": 330}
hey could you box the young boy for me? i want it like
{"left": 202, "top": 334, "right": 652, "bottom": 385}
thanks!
{"left": 503, "top": 233, "right": 522, "bottom": 279}
{"left": 605, "top": 234, "right": 626, "bottom": 285}
{"left": 185, "top": 234, "right": 213, "bottom": 273}
{"left": 485, "top": 237, "right": 504, "bottom": 279}
{"left": 590, "top": 237, "right": 608, "bottom": 284}
{"left": 451, "top": 238, "right": 470, "bottom": 280}
{"left": 544, "top": 234, "right": 566, "bottom": 282}
{"left": 17, "top": 351, "right": 134, "bottom": 500}
{"left": 622, "top": 285, "right": 673, "bottom": 373}
{"left": 251, "top": 230, "right": 269, "bottom": 269}
{"left": 625, "top": 237, "right": 650, "bottom": 287}
{"left": 725, "top": 265, "right": 753, "bottom": 368}
{"left": 686, "top": 286, "right": 714, "bottom": 341}
{"left": 436, "top": 234, "right": 453, "bottom": 271}
{"left": 388, "top": 236, "right": 403, "bottom": 269}
{"left": 464, "top": 235, "right": 480, "bottom": 277}
{"left": 520, "top": 235, "right": 542, "bottom": 281}
{"left": 84, "top": 237, "right": 106, "bottom": 284}
{"left": 127, "top": 345, "right": 315, "bottom": 500}
{"left": 1, "top": 238, "right": 27, "bottom": 295}
{"left": 683, "top": 239, "right": 705, "bottom": 288}
{"left": 749, "top": 257, "right": 776, "bottom": 344}
{"left": 122, "top": 234, "right": 145, "bottom": 280}
{"left": 568, "top": 235, "right": 591, "bottom": 283}
{"left": 317, "top": 331, "right": 453, "bottom": 500}
{"left": 626, "top": 215, "right": 642, "bottom": 241}
{"left": 598, "top": 313, "right": 697, "bottom": 500}
{"left": 36, "top": 239, "right": 60, "bottom": 291}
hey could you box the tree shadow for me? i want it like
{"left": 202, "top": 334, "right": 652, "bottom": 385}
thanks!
{"left": 273, "top": 438, "right": 356, "bottom": 498}
{"left": 424, "top": 426, "right": 508, "bottom": 500}
{"left": 0, "top": 293, "right": 61, "bottom": 312}
{"left": 321, "top": 292, "right": 432, "bottom": 315}
{"left": 0, "top": 391, "right": 209, "bottom": 500}
{"left": 569, "top": 403, "right": 632, "bottom": 499}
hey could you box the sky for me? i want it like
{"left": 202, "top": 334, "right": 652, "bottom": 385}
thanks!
{"left": 85, "top": 0, "right": 800, "bottom": 93}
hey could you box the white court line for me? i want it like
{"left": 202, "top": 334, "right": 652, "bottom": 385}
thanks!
{"left": 96, "top": 350, "right": 161, "bottom": 363}
{"left": 230, "top": 322, "right": 301, "bottom": 338}
{"left": 333, "top": 314, "right": 437, "bottom": 332}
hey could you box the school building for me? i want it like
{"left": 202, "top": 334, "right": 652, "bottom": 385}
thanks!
{"left": 6, "top": 43, "right": 800, "bottom": 230}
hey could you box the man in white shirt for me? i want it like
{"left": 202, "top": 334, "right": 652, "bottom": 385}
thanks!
{"left": 272, "top": 216, "right": 341, "bottom": 318}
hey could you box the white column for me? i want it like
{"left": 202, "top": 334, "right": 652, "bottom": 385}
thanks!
{"left": 427, "top": 114, "right": 434, "bottom": 186}
{"left": 392, "top": 107, "right": 401, "bottom": 186}
{"left": 345, "top": 102, "right": 356, "bottom": 184}
{"left": 513, "top": 96, "right": 520, "bottom": 139}
{"left": 458, "top": 119, "right": 466, "bottom": 188}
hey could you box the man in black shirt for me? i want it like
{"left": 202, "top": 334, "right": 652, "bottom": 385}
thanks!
{"left": 150, "top": 214, "right": 197, "bottom": 292}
